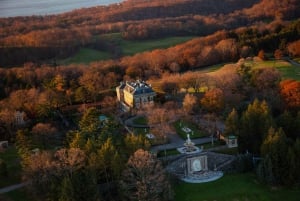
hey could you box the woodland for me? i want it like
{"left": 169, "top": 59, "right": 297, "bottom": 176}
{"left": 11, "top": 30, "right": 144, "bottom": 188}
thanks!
{"left": 0, "top": 0, "right": 300, "bottom": 201}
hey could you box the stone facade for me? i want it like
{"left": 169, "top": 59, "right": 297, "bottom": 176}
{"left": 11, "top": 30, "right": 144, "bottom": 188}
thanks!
{"left": 116, "top": 80, "right": 156, "bottom": 111}
{"left": 187, "top": 155, "right": 208, "bottom": 174}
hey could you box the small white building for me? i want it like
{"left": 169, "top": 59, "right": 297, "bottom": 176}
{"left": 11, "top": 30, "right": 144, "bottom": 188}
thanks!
{"left": 220, "top": 134, "right": 238, "bottom": 148}
{"left": 15, "top": 111, "right": 26, "bottom": 126}
{"left": 116, "top": 80, "right": 156, "bottom": 111}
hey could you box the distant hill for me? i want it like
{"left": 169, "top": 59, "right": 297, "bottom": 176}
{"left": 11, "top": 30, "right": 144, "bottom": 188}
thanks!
{"left": 0, "top": 0, "right": 299, "bottom": 66}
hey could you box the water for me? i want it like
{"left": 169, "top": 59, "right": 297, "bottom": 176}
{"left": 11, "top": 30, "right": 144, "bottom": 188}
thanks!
{"left": 0, "top": 0, "right": 123, "bottom": 18}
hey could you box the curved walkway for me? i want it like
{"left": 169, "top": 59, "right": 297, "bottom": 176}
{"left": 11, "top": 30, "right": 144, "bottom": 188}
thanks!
{"left": 124, "top": 115, "right": 221, "bottom": 152}
{"left": 0, "top": 182, "right": 29, "bottom": 194}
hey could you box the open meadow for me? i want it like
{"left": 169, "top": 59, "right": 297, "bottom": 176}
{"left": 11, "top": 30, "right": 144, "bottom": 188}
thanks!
{"left": 246, "top": 59, "right": 300, "bottom": 81}
{"left": 60, "top": 34, "right": 195, "bottom": 64}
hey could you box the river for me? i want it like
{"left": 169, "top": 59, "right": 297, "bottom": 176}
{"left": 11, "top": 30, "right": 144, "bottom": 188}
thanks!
{"left": 0, "top": 0, "right": 123, "bottom": 18}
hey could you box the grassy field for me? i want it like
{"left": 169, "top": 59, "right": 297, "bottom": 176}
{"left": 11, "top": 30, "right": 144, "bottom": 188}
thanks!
{"left": 173, "top": 120, "right": 207, "bottom": 139}
{"left": 59, "top": 48, "right": 111, "bottom": 64}
{"left": 119, "top": 36, "right": 195, "bottom": 55}
{"left": 0, "top": 146, "right": 22, "bottom": 188}
{"left": 245, "top": 59, "right": 300, "bottom": 81}
{"left": 59, "top": 34, "right": 195, "bottom": 64}
{"left": 174, "top": 173, "right": 300, "bottom": 201}
{"left": 100, "top": 33, "right": 195, "bottom": 56}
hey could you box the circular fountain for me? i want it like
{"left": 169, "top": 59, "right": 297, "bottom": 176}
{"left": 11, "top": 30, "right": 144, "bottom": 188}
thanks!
{"left": 177, "top": 134, "right": 202, "bottom": 154}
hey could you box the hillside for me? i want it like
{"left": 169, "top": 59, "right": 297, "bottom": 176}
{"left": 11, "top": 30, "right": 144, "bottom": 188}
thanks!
{"left": 0, "top": 0, "right": 299, "bottom": 67}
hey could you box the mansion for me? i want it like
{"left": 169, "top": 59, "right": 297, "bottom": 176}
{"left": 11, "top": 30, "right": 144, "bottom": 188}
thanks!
{"left": 116, "top": 80, "right": 156, "bottom": 111}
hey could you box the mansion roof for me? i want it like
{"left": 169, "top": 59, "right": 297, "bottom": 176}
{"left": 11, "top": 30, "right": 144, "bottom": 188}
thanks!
{"left": 119, "top": 80, "right": 155, "bottom": 95}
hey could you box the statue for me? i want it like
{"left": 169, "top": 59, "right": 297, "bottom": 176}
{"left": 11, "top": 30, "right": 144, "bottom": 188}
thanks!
{"left": 187, "top": 133, "right": 191, "bottom": 143}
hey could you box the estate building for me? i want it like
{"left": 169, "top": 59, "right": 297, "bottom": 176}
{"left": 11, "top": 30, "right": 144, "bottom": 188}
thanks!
{"left": 116, "top": 80, "right": 156, "bottom": 111}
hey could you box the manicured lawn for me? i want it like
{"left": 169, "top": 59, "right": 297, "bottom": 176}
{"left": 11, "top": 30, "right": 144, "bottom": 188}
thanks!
{"left": 276, "top": 65, "right": 300, "bottom": 81}
{"left": 198, "top": 140, "right": 225, "bottom": 150}
{"left": 100, "top": 33, "right": 195, "bottom": 55}
{"left": 173, "top": 120, "right": 207, "bottom": 139}
{"left": 0, "top": 146, "right": 22, "bottom": 188}
{"left": 60, "top": 48, "right": 111, "bottom": 64}
{"left": 213, "top": 147, "right": 239, "bottom": 155}
{"left": 174, "top": 173, "right": 300, "bottom": 201}
{"left": 246, "top": 59, "right": 300, "bottom": 81}
{"left": 157, "top": 148, "right": 180, "bottom": 157}
{"left": 120, "top": 36, "right": 195, "bottom": 55}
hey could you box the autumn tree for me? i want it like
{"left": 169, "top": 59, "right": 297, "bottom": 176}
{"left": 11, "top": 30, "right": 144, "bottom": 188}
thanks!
{"left": 257, "top": 50, "right": 267, "bottom": 60}
{"left": 120, "top": 149, "right": 172, "bottom": 201}
{"left": 287, "top": 40, "right": 300, "bottom": 57}
{"left": 15, "top": 129, "right": 32, "bottom": 168}
{"left": 200, "top": 88, "right": 225, "bottom": 113}
{"left": 79, "top": 71, "right": 103, "bottom": 103}
{"left": 251, "top": 67, "right": 281, "bottom": 109}
{"left": 274, "top": 49, "right": 283, "bottom": 60}
{"left": 213, "top": 64, "right": 243, "bottom": 108}
{"left": 31, "top": 123, "right": 57, "bottom": 149}
{"left": 24, "top": 148, "right": 87, "bottom": 201}
{"left": 183, "top": 93, "right": 197, "bottom": 115}
{"left": 280, "top": 79, "right": 300, "bottom": 110}
{"left": 0, "top": 109, "right": 15, "bottom": 140}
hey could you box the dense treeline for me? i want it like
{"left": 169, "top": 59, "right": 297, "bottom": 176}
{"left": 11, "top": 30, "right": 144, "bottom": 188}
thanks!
{"left": 0, "top": 20, "right": 300, "bottom": 108}
{"left": 0, "top": 0, "right": 299, "bottom": 66}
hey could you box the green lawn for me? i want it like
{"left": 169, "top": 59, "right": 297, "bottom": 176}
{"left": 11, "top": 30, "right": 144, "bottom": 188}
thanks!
{"left": 245, "top": 59, "right": 300, "bottom": 81}
{"left": 0, "top": 146, "right": 22, "bottom": 188}
{"left": 174, "top": 173, "right": 300, "bottom": 201}
{"left": 157, "top": 148, "right": 180, "bottom": 157}
{"left": 173, "top": 120, "right": 207, "bottom": 139}
{"left": 60, "top": 48, "right": 111, "bottom": 64}
{"left": 198, "top": 140, "right": 225, "bottom": 150}
{"left": 60, "top": 34, "right": 195, "bottom": 64}
{"left": 213, "top": 147, "right": 239, "bottom": 155}
{"left": 119, "top": 36, "right": 195, "bottom": 55}
{"left": 100, "top": 33, "right": 195, "bottom": 56}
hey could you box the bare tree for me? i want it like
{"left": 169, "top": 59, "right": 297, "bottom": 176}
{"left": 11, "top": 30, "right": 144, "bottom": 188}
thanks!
{"left": 120, "top": 149, "right": 172, "bottom": 201}
{"left": 31, "top": 123, "right": 57, "bottom": 149}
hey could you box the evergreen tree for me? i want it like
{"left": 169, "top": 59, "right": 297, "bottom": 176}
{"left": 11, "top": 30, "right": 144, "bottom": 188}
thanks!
{"left": 260, "top": 127, "right": 288, "bottom": 184}
{"left": 79, "top": 107, "right": 100, "bottom": 134}
{"left": 239, "top": 99, "right": 273, "bottom": 154}
{"left": 276, "top": 110, "right": 298, "bottom": 139}
{"left": 69, "top": 132, "right": 85, "bottom": 149}
{"left": 124, "top": 134, "right": 151, "bottom": 157}
{"left": 224, "top": 108, "right": 239, "bottom": 136}
{"left": 15, "top": 129, "right": 32, "bottom": 167}
{"left": 59, "top": 176, "right": 75, "bottom": 201}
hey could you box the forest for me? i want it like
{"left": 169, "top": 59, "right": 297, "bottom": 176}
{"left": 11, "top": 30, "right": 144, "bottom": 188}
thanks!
{"left": 0, "top": 0, "right": 300, "bottom": 201}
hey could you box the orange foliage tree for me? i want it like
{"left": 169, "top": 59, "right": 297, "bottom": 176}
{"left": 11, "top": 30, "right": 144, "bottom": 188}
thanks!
{"left": 280, "top": 79, "right": 300, "bottom": 110}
